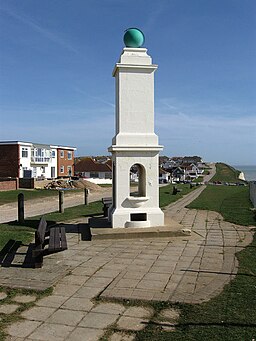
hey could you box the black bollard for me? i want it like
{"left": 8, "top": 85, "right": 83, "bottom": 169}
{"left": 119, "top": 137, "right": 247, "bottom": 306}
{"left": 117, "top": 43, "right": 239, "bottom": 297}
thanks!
{"left": 59, "top": 190, "right": 64, "bottom": 213}
{"left": 172, "top": 186, "right": 178, "bottom": 195}
{"left": 84, "top": 188, "right": 89, "bottom": 205}
{"left": 18, "top": 193, "right": 24, "bottom": 224}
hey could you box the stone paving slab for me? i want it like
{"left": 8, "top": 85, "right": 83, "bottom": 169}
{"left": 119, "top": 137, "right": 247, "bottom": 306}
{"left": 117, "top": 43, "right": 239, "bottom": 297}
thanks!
{"left": 0, "top": 264, "right": 70, "bottom": 291}
{"left": 12, "top": 294, "right": 37, "bottom": 304}
{"left": 66, "top": 327, "right": 104, "bottom": 341}
{"left": 0, "top": 304, "right": 20, "bottom": 314}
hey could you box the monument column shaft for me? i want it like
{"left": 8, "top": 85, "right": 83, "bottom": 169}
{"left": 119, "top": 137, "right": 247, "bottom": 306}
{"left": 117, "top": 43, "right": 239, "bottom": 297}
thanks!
{"left": 116, "top": 69, "right": 155, "bottom": 134}
{"left": 108, "top": 46, "right": 164, "bottom": 228}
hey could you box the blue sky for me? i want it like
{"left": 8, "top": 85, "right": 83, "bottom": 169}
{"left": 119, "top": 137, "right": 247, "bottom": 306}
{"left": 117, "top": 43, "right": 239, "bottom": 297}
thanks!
{"left": 0, "top": 0, "right": 255, "bottom": 164}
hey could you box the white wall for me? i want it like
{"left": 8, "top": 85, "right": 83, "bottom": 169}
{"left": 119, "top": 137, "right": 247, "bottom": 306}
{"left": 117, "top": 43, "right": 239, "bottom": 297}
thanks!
{"left": 86, "top": 178, "right": 112, "bottom": 185}
{"left": 19, "top": 144, "right": 58, "bottom": 179}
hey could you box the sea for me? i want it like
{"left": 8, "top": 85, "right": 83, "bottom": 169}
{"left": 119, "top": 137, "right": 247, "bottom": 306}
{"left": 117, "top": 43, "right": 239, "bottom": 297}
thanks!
{"left": 233, "top": 165, "right": 256, "bottom": 182}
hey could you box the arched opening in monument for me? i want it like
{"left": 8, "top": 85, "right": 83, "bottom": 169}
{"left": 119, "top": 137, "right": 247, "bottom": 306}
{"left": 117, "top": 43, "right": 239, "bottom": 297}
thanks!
{"left": 130, "top": 163, "right": 146, "bottom": 197}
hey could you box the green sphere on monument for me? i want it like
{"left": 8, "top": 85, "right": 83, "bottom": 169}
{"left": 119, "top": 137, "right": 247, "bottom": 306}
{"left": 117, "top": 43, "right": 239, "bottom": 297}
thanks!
{"left": 123, "top": 28, "right": 145, "bottom": 48}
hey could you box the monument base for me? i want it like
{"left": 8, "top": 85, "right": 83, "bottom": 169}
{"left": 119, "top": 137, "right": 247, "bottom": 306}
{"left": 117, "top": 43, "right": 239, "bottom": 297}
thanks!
{"left": 109, "top": 206, "right": 164, "bottom": 229}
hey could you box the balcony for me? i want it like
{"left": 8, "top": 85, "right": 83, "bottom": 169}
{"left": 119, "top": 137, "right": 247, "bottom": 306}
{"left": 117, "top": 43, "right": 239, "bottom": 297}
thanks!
{"left": 31, "top": 156, "right": 51, "bottom": 164}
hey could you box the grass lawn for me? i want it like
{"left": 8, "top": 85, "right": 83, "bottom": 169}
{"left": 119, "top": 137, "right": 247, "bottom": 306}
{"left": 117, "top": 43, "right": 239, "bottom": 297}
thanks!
{"left": 34, "top": 200, "right": 103, "bottom": 223}
{"left": 187, "top": 185, "right": 255, "bottom": 226}
{"left": 0, "top": 188, "right": 86, "bottom": 206}
{"left": 159, "top": 183, "right": 198, "bottom": 208}
{"left": 0, "top": 189, "right": 58, "bottom": 206}
{"left": 0, "top": 224, "right": 34, "bottom": 251}
{"left": 193, "top": 176, "right": 204, "bottom": 183}
{"left": 211, "top": 163, "right": 243, "bottom": 183}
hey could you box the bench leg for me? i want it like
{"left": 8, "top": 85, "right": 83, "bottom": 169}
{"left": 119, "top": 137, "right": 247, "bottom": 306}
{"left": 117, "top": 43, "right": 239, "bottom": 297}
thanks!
{"left": 34, "top": 254, "right": 43, "bottom": 268}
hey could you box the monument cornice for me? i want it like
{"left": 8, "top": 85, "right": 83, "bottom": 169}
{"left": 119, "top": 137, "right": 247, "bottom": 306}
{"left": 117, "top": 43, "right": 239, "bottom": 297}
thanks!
{"left": 112, "top": 64, "right": 158, "bottom": 77}
{"left": 108, "top": 145, "right": 163, "bottom": 152}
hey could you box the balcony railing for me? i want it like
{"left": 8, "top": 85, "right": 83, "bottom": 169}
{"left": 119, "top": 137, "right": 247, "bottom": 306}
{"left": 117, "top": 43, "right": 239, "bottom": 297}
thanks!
{"left": 31, "top": 157, "right": 51, "bottom": 163}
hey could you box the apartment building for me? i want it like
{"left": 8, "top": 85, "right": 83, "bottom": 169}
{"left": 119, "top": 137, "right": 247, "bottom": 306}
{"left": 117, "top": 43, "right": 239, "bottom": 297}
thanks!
{"left": 0, "top": 141, "right": 76, "bottom": 179}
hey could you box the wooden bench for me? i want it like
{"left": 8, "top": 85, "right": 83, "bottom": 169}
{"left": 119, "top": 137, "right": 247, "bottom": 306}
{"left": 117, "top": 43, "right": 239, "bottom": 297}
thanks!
{"left": 32, "top": 216, "right": 67, "bottom": 268}
{"left": 102, "top": 197, "right": 112, "bottom": 217}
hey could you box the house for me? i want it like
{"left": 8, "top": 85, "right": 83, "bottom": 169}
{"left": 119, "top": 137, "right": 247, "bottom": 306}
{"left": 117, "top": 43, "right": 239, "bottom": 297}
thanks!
{"left": 162, "top": 159, "right": 179, "bottom": 169}
{"left": 159, "top": 168, "right": 170, "bottom": 183}
{"left": 0, "top": 141, "right": 76, "bottom": 179}
{"left": 171, "top": 167, "right": 186, "bottom": 182}
{"left": 183, "top": 163, "right": 199, "bottom": 180}
{"left": 75, "top": 157, "right": 112, "bottom": 180}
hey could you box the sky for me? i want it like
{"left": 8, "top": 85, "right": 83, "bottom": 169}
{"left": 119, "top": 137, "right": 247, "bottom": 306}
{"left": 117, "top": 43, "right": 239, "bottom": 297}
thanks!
{"left": 0, "top": 0, "right": 255, "bottom": 165}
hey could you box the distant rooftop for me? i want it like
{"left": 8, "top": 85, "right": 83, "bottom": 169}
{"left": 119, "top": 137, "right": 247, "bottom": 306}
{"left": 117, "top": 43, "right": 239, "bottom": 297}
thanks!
{"left": 0, "top": 141, "right": 76, "bottom": 150}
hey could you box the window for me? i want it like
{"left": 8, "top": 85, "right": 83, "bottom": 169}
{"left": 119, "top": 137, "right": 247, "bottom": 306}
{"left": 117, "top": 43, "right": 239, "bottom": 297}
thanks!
{"left": 60, "top": 166, "right": 64, "bottom": 173}
{"left": 51, "top": 150, "right": 55, "bottom": 158}
{"left": 41, "top": 166, "right": 45, "bottom": 173}
{"left": 90, "top": 172, "right": 99, "bottom": 178}
{"left": 60, "top": 150, "right": 64, "bottom": 158}
{"left": 22, "top": 147, "right": 28, "bottom": 158}
{"left": 67, "top": 151, "right": 72, "bottom": 160}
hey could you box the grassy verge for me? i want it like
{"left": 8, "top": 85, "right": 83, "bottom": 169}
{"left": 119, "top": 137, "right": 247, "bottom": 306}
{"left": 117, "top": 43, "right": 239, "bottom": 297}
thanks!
{"left": 0, "top": 224, "right": 34, "bottom": 251}
{"left": 0, "top": 189, "right": 58, "bottom": 206}
{"left": 211, "top": 163, "right": 243, "bottom": 183}
{"left": 0, "top": 188, "right": 85, "bottom": 206}
{"left": 193, "top": 176, "right": 204, "bottom": 183}
{"left": 187, "top": 185, "right": 255, "bottom": 226}
{"left": 159, "top": 183, "right": 198, "bottom": 208}
{"left": 35, "top": 201, "right": 103, "bottom": 223}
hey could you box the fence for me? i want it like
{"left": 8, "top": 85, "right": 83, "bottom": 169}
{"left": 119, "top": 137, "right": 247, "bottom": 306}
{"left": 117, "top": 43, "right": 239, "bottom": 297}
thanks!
{"left": 19, "top": 178, "right": 35, "bottom": 189}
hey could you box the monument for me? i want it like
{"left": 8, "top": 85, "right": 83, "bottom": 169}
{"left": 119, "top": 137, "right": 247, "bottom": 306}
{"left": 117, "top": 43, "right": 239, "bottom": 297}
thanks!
{"left": 108, "top": 28, "right": 164, "bottom": 228}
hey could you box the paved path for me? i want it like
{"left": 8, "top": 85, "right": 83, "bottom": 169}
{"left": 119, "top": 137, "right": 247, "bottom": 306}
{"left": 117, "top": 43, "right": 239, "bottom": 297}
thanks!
{"left": 3, "top": 164, "right": 255, "bottom": 340}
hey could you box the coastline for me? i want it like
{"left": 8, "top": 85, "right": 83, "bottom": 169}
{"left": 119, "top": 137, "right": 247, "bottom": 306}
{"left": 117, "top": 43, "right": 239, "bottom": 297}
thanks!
{"left": 233, "top": 165, "right": 256, "bottom": 182}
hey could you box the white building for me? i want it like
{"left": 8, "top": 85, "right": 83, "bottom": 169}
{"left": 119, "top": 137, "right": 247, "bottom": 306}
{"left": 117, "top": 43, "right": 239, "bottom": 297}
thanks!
{"left": 0, "top": 141, "right": 76, "bottom": 179}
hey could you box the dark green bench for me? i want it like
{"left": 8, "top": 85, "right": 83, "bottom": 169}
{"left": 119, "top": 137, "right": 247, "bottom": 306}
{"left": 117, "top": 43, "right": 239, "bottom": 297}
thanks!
{"left": 32, "top": 216, "right": 67, "bottom": 268}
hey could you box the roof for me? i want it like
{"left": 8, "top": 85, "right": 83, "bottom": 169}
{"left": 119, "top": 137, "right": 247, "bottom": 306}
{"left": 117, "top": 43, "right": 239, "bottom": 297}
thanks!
{"left": 0, "top": 141, "right": 76, "bottom": 150}
{"left": 75, "top": 157, "right": 112, "bottom": 173}
{"left": 159, "top": 168, "right": 169, "bottom": 174}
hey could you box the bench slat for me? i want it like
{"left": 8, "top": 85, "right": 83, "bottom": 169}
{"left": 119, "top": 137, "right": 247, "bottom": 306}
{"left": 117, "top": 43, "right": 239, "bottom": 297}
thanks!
{"left": 48, "top": 227, "right": 57, "bottom": 251}
{"left": 35, "top": 216, "right": 47, "bottom": 245}
{"left": 60, "top": 227, "right": 67, "bottom": 250}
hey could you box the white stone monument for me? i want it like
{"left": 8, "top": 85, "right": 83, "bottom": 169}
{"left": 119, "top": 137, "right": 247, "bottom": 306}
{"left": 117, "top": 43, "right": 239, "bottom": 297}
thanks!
{"left": 108, "top": 29, "right": 164, "bottom": 228}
